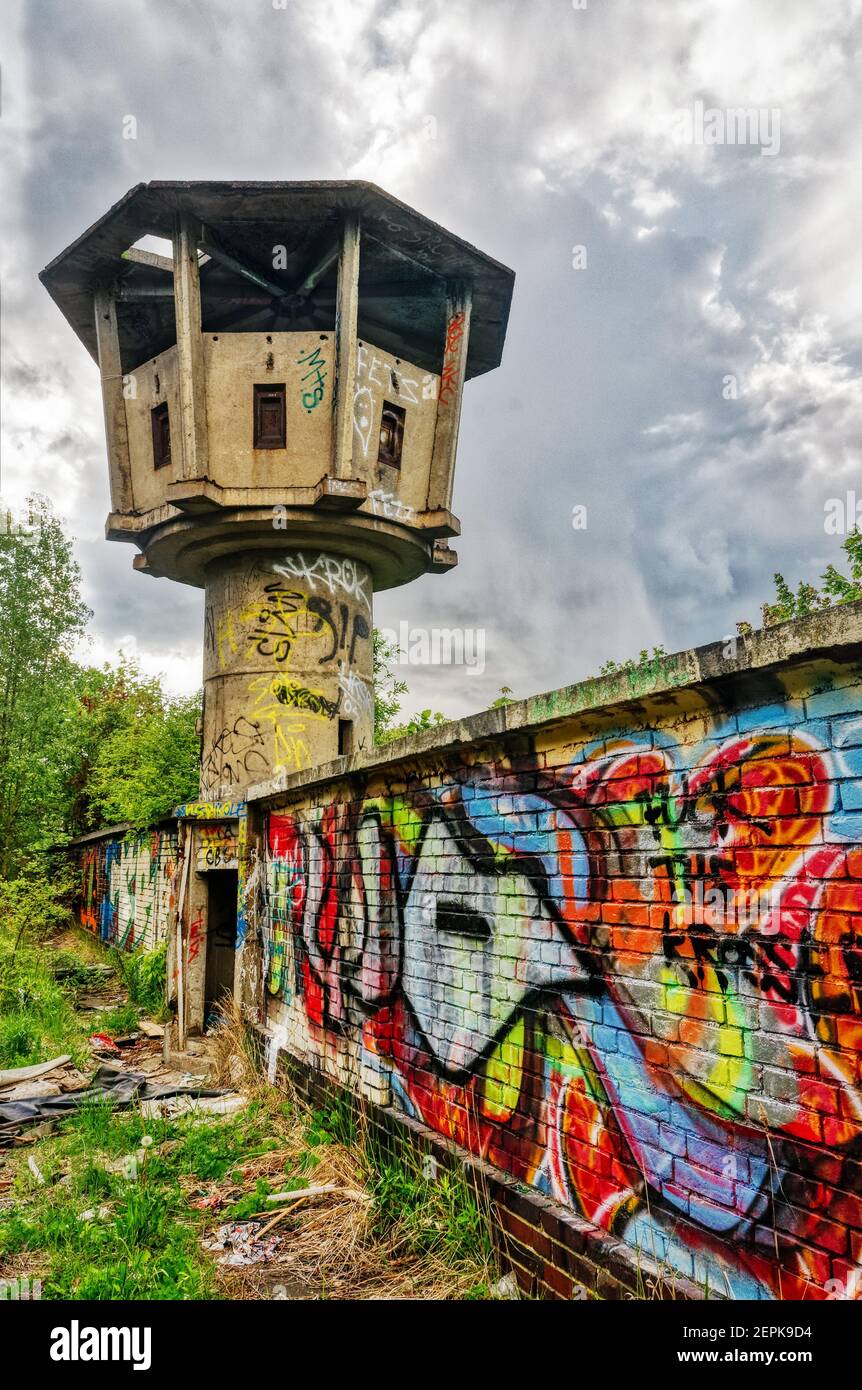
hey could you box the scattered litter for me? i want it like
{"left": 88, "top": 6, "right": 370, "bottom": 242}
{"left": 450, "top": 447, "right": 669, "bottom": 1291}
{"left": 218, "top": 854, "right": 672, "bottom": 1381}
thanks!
{"left": 89, "top": 1033, "right": 121, "bottom": 1056}
{"left": 0, "top": 1066, "right": 230, "bottom": 1146}
{"left": 78, "top": 995, "right": 114, "bottom": 1012}
{"left": 16, "top": 1121, "right": 57, "bottom": 1144}
{"left": 138, "top": 1020, "right": 165, "bottom": 1039}
{"left": 0, "top": 1055, "right": 72, "bottom": 1090}
{"left": 112, "top": 1033, "right": 142, "bottom": 1049}
{"left": 189, "top": 1193, "right": 226, "bottom": 1212}
{"left": 27, "top": 1155, "right": 46, "bottom": 1185}
{"left": 79, "top": 1205, "right": 110, "bottom": 1223}
{"left": 141, "top": 1093, "right": 246, "bottom": 1120}
{"left": 203, "top": 1220, "right": 284, "bottom": 1267}
{"left": 491, "top": 1272, "right": 521, "bottom": 1300}
{"left": 55, "top": 1070, "right": 94, "bottom": 1094}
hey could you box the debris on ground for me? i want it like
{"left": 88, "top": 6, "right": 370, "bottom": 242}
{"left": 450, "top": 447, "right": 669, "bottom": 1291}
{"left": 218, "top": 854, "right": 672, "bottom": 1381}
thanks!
{"left": 88, "top": 1033, "right": 122, "bottom": 1056}
{"left": 78, "top": 1206, "right": 111, "bottom": 1222}
{"left": 265, "top": 1184, "right": 371, "bottom": 1205}
{"left": 27, "top": 1155, "right": 46, "bottom": 1185}
{"left": 189, "top": 1193, "right": 226, "bottom": 1213}
{"left": 0, "top": 1055, "right": 73, "bottom": 1089}
{"left": 491, "top": 1272, "right": 521, "bottom": 1300}
{"left": 140, "top": 1092, "right": 246, "bottom": 1120}
{"left": 203, "top": 1220, "right": 285, "bottom": 1267}
{"left": 3, "top": 1079, "right": 62, "bottom": 1102}
{"left": 0, "top": 1065, "right": 229, "bottom": 1146}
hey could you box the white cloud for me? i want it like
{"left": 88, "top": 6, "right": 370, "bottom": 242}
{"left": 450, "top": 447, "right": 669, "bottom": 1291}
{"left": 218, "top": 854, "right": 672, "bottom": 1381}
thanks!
{"left": 4, "top": 0, "right": 862, "bottom": 717}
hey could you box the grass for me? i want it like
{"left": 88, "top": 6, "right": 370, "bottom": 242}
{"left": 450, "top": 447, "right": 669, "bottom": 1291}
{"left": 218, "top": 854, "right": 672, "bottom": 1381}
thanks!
{"left": 0, "top": 937, "right": 91, "bottom": 1068}
{"left": 0, "top": 1103, "right": 278, "bottom": 1299}
{"left": 0, "top": 913, "right": 171, "bottom": 1068}
{"left": 94, "top": 1000, "right": 141, "bottom": 1036}
{"left": 0, "top": 920, "right": 503, "bottom": 1301}
{"left": 110, "top": 942, "right": 168, "bottom": 1019}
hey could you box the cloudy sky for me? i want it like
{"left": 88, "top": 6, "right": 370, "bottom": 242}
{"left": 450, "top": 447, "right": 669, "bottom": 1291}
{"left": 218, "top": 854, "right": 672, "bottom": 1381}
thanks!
{"left": 3, "top": 0, "right": 862, "bottom": 718}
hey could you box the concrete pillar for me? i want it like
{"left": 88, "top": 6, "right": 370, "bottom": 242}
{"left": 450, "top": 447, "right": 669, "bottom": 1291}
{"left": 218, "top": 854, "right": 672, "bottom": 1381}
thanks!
{"left": 201, "top": 548, "right": 374, "bottom": 796}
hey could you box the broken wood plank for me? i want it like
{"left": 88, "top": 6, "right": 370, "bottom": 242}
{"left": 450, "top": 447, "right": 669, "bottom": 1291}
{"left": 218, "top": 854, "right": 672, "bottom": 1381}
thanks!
{"left": 265, "top": 1184, "right": 370, "bottom": 1204}
{"left": 93, "top": 290, "right": 134, "bottom": 512}
{"left": 0, "top": 1055, "right": 72, "bottom": 1089}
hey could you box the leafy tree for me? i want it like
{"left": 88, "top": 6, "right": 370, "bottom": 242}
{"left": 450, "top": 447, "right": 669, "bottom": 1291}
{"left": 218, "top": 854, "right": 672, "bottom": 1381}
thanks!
{"left": 373, "top": 630, "right": 409, "bottom": 742}
{"left": 0, "top": 497, "right": 90, "bottom": 873}
{"left": 62, "top": 659, "right": 200, "bottom": 834}
{"left": 85, "top": 675, "right": 202, "bottom": 829}
{"left": 763, "top": 528, "right": 862, "bottom": 627}
{"left": 373, "top": 629, "right": 448, "bottom": 744}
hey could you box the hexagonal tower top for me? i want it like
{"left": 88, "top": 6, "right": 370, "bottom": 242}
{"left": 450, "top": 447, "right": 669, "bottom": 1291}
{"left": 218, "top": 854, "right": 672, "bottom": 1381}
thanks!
{"left": 40, "top": 180, "right": 515, "bottom": 592}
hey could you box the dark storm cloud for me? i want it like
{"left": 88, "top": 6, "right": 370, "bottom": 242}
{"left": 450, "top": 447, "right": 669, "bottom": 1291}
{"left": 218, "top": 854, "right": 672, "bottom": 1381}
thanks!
{"left": 3, "top": 0, "right": 862, "bottom": 710}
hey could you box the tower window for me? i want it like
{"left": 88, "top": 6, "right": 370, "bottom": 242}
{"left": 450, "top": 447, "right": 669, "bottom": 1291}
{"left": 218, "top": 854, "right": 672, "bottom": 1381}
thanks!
{"left": 338, "top": 719, "right": 353, "bottom": 756}
{"left": 253, "top": 384, "right": 286, "bottom": 449}
{"left": 151, "top": 401, "right": 171, "bottom": 469}
{"left": 378, "top": 401, "right": 405, "bottom": 469}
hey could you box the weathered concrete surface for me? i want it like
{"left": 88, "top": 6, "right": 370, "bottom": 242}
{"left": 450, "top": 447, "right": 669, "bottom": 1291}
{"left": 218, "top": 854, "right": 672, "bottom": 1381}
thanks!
{"left": 201, "top": 549, "right": 374, "bottom": 797}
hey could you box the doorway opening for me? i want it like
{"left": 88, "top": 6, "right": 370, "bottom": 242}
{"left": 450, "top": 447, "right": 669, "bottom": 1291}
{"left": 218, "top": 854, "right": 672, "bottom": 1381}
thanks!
{"left": 204, "top": 870, "right": 238, "bottom": 1030}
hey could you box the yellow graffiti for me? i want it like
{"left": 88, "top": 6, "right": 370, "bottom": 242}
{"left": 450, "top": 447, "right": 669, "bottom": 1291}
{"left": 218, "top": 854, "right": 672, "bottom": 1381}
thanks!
{"left": 196, "top": 823, "right": 238, "bottom": 869}
{"left": 246, "top": 674, "right": 312, "bottom": 775}
{"left": 237, "top": 582, "right": 334, "bottom": 667}
{"left": 216, "top": 610, "right": 238, "bottom": 667}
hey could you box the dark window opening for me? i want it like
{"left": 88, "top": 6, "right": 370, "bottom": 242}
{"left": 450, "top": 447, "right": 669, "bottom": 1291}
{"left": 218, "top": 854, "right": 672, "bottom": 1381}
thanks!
{"left": 254, "top": 383, "right": 286, "bottom": 449}
{"left": 435, "top": 900, "right": 492, "bottom": 940}
{"left": 338, "top": 719, "right": 354, "bottom": 756}
{"left": 378, "top": 401, "right": 405, "bottom": 469}
{"left": 151, "top": 401, "right": 171, "bottom": 469}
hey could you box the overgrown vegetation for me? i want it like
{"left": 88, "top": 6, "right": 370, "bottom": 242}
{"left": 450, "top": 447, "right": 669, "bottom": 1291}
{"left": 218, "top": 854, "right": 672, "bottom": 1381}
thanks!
{"left": 0, "top": 941, "right": 87, "bottom": 1069}
{"left": 761, "top": 527, "right": 862, "bottom": 627}
{"left": 0, "top": 860, "right": 75, "bottom": 948}
{"left": 373, "top": 629, "right": 449, "bottom": 744}
{"left": 365, "top": 1124, "right": 494, "bottom": 1274}
{"left": 79, "top": 668, "right": 200, "bottom": 832}
{"left": 0, "top": 498, "right": 201, "bottom": 874}
{"left": 598, "top": 646, "right": 668, "bottom": 680}
{"left": 0, "top": 498, "right": 90, "bottom": 875}
{"left": 0, "top": 919, "right": 501, "bottom": 1301}
{"left": 110, "top": 941, "right": 168, "bottom": 1019}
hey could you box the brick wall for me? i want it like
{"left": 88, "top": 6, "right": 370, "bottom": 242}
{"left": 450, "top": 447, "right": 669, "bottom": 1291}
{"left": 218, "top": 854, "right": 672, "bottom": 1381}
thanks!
{"left": 256, "top": 624, "right": 862, "bottom": 1300}
{"left": 74, "top": 826, "right": 179, "bottom": 953}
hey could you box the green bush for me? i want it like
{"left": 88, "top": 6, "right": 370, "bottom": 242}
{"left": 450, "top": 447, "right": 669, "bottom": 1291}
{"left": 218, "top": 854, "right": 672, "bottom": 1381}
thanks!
{"left": 0, "top": 863, "right": 74, "bottom": 945}
{"left": 0, "top": 937, "right": 84, "bottom": 1067}
{"left": 110, "top": 941, "right": 167, "bottom": 1017}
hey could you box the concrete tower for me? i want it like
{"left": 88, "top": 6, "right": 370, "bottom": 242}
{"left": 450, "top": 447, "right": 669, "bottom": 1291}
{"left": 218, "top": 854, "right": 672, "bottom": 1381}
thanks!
{"left": 41, "top": 182, "right": 514, "bottom": 797}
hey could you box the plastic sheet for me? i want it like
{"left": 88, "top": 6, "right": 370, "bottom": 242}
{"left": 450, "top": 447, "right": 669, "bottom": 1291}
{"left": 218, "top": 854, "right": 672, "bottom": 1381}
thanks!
{"left": 0, "top": 1066, "right": 226, "bottom": 1146}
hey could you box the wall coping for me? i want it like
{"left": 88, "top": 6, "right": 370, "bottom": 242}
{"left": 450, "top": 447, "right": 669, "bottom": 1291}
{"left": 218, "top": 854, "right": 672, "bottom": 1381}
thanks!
{"left": 66, "top": 819, "right": 177, "bottom": 847}
{"left": 245, "top": 598, "right": 862, "bottom": 807}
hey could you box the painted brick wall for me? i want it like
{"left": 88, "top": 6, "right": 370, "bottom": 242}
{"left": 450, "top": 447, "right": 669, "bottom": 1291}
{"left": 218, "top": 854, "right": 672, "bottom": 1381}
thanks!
{"left": 260, "top": 648, "right": 862, "bottom": 1300}
{"left": 75, "top": 827, "right": 179, "bottom": 953}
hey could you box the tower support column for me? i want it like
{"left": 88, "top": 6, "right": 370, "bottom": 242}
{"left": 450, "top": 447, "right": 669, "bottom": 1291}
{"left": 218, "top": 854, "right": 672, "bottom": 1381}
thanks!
{"left": 201, "top": 548, "right": 374, "bottom": 796}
